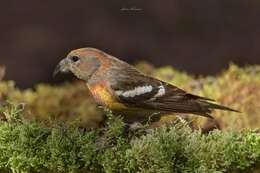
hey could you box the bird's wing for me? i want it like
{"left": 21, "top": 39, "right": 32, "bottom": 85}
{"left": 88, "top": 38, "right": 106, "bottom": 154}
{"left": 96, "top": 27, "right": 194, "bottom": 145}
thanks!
{"left": 110, "top": 70, "right": 238, "bottom": 118}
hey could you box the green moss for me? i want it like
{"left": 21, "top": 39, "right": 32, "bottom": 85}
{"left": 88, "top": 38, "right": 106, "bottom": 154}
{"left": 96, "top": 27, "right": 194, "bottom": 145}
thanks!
{"left": 0, "top": 103, "right": 259, "bottom": 173}
{"left": 197, "top": 64, "right": 260, "bottom": 129}
{"left": 0, "top": 81, "right": 103, "bottom": 128}
{"left": 0, "top": 64, "right": 260, "bottom": 172}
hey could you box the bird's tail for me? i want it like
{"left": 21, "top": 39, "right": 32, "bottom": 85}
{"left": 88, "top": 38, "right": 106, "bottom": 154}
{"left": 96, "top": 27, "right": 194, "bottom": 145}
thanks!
{"left": 200, "top": 101, "right": 239, "bottom": 112}
{"left": 197, "top": 100, "right": 240, "bottom": 118}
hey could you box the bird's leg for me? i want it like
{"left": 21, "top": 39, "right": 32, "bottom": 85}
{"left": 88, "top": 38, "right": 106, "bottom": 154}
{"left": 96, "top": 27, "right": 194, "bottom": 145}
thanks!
{"left": 143, "top": 112, "right": 164, "bottom": 129}
{"left": 147, "top": 114, "right": 190, "bottom": 129}
{"left": 176, "top": 115, "right": 189, "bottom": 124}
{"left": 145, "top": 112, "right": 162, "bottom": 125}
{"left": 121, "top": 122, "right": 147, "bottom": 138}
{"left": 128, "top": 122, "right": 144, "bottom": 131}
{"left": 174, "top": 114, "right": 200, "bottom": 131}
{"left": 128, "top": 113, "right": 163, "bottom": 133}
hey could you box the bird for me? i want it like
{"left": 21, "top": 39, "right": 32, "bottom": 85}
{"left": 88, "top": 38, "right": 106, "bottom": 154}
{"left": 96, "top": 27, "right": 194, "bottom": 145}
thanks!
{"left": 54, "top": 48, "right": 239, "bottom": 123}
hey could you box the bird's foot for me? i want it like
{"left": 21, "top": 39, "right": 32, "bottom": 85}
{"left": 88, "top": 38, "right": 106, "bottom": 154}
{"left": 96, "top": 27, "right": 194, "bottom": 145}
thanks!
{"left": 176, "top": 115, "right": 189, "bottom": 124}
{"left": 128, "top": 122, "right": 144, "bottom": 131}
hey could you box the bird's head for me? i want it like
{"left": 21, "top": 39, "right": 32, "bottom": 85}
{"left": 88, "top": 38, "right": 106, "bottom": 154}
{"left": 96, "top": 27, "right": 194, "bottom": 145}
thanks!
{"left": 54, "top": 48, "right": 102, "bottom": 81}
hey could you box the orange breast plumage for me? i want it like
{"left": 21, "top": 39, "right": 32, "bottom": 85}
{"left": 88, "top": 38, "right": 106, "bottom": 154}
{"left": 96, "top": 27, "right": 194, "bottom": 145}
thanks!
{"left": 88, "top": 82, "right": 128, "bottom": 110}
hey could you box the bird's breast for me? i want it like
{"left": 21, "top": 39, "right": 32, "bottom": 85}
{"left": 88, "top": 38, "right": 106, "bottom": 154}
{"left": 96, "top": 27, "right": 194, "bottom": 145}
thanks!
{"left": 87, "top": 82, "right": 128, "bottom": 110}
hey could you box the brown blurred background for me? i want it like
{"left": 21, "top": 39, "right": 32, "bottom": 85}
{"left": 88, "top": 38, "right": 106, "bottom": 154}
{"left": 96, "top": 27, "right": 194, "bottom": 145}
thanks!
{"left": 1, "top": 0, "right": 260, "bottom": 88}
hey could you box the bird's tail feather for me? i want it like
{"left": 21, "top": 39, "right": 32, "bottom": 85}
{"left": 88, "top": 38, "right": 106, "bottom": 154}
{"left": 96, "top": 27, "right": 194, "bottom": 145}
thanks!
{"left": 200, "top": 101, "right": 240, "bottom": 113}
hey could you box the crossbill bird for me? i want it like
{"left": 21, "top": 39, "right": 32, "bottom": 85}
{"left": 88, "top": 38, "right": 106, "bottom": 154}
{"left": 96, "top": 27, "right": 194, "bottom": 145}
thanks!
{"left": 54, "top": 48, "right": 238, "bottom": 123}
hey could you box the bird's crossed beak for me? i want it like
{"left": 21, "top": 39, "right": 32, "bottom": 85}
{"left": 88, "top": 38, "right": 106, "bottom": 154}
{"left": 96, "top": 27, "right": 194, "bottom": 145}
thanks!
{"left": 53, "top": 58, "right": 70, "bottom": 77}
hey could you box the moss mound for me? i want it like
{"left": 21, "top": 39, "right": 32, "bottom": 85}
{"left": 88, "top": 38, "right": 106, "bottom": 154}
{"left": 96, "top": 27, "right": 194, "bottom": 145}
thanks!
{"left": 0, "top": 81, "right": 103, "bottom": 128}
{"left": 0, "top": 104, "right": 259, "bottom": 173}
{"left": 0, "top": 64, "right": 259, "bottom": 172}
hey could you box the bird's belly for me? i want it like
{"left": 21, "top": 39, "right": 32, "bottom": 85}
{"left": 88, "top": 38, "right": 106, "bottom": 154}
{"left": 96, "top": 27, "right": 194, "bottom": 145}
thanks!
{"left": 87, "top": 83, "right": 162, "bottom": 123}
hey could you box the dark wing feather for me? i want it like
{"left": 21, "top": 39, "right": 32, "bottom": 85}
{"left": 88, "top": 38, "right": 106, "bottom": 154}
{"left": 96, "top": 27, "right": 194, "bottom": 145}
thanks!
{"left": 108, "top": 64, "right": 238, "bottom": 118}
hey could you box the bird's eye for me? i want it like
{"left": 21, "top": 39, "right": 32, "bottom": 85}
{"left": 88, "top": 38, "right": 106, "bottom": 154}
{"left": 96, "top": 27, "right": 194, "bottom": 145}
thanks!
{"left": 71, "top": 56, "right": 80, "bottom": 63}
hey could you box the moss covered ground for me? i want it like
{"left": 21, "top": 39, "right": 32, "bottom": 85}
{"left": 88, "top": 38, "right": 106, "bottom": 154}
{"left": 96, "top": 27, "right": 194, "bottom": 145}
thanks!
{"left": 0, "top": 64, "right": 259, "bottom": 172}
